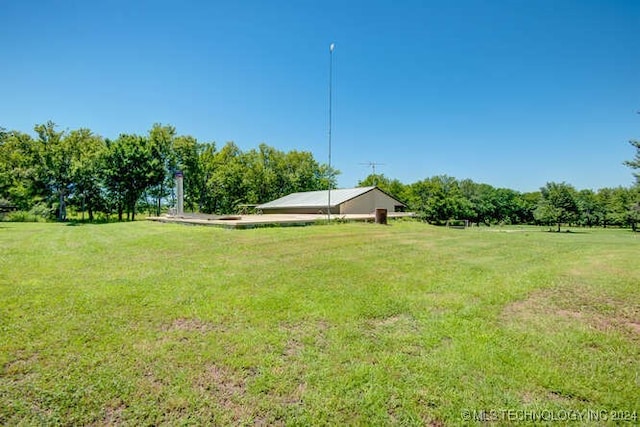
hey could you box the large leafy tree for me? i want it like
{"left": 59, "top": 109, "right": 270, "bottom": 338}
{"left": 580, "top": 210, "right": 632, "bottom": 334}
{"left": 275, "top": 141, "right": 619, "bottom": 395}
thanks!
{"left": 102, "top": 134, "right": 156, "bottom": 221}
{"left": 575, "top": 189, "right": 601, "bottom": 227}
{"left": 205, "top": 142, "right": 248, "bottom": 214}
{"left": 198, "top": 142, "right": 218, "bottom": 213}
{"left": 0, "top": 129, "right": 40, "bottom": 210}
{"left": 198, "top": 142, "right": 338, "bottom": 214}
{"left": 66, "top": 129, "right": 106, "bottom": 221}
{"left": 244, "top": 143, "right": 282, "bottom": 204}
{"left": 604, "top": 186, "right": 640, "bottom": 230}
{"left": 534, "top": 182, "right": 579, "bottom": 232}
{"left": 458, "top": 180, "right": 496, "bottom": 226}
{"left": 147, "top": 124, "right": 177, "bottom": 216}
{"left": 282, "top": 150, "right": 333, "bottom": 195}
{"left": 408, "top": 175, "right": 471, "bottom": 224}
{"left": 34, "top": 121, "right": 73, "bottom": 220}
{"left": 173, "top": 135, "right": 207, "bottom": 212}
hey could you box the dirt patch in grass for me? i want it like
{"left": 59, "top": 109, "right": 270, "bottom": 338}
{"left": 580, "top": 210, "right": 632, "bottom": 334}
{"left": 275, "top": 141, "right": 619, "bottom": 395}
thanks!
{"left": 195, "top": 363, "right": 256, "bottom": 421}
{"left": 501, "top": 287, "right": 640, "bottom": 338}
{"left": 3, "top": 353, "right": 38, "bottom": 376}
{"left": 279, "top": 320, "right": 331, "bottom": 355}
{"left": 98, "top": 399, "right": 127, "bottom": 426}
{"left": 626, "top": 321, "right": 640, "bottom": 334}
{"left": 519, "top": 388, "right": 587, "bottom": 407}
{"left": 282, "top": 337, "right": 304, "bottom": 358}
{"left": 197, "top": 364, "right": 253, "bottom": 397}
{"left": 162, "top": 317, "right": 216, "bottom": 333}
{"left": 369, "top": 313, "right": 414, "bottom": 328}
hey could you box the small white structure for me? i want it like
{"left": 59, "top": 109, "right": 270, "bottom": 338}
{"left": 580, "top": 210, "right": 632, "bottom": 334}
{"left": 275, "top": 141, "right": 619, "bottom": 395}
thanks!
{"left": 257, "top": 186, "right": 406, "bottom": 215}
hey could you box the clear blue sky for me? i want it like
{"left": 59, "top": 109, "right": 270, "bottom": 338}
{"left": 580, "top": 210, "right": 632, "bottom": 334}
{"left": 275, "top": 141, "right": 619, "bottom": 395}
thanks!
{"left": 1, "top": 0, "right": 638, "bottom": 192}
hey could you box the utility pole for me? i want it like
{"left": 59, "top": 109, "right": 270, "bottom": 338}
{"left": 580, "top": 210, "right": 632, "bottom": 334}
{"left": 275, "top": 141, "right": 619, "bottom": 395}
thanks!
{"left": 327, "top": 42, "right": 335, "bottom": 221}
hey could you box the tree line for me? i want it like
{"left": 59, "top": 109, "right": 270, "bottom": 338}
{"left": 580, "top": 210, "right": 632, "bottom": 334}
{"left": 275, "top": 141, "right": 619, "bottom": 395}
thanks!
{"left": 0, "top": 122, "right": 336, "bottom": 221}
{"left": 1, "top": 122, "right": 638, "bottom": 230}
{"left": 359, "top": 173, "right": 639, "bottom": 231}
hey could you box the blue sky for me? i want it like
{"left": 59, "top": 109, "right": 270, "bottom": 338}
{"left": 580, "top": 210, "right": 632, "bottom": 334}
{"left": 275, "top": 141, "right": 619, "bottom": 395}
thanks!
{"left": 1, "top": 0, "right": 638, "bottom": 192}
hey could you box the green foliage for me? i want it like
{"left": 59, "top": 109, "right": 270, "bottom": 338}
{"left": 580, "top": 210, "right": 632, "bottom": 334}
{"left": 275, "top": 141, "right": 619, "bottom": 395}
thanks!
{"left": 201, "top": 142, "right": 337, "bottom": 214}
{"left": 1, "top": 122, "right": 637, "bottom": 228}
{"left": 0, "top": 122, "right": 338, "bottom": 220}
{"left": 0, "top": 130, "right": 40, "bottom": 210}
{"left": 624, "top": 139, "right": 640, "bottom": 184}
{"left": 2, "top": 203, "right": 50, "bottom": 222}
{"left": 34, "top": 121, "right": 71, "bottom": 220}
{"left": 535, "top": 182, "right": 579, "bottom": 232}
{"left": 173, "top": 135, "right": 206, "bottom": 212}
{"left": 66, "top": 129, "right": 106, "bottom": 221}
{"left": 397, "top": 176, "right": 537, "bottom": 226}
{"left": 147, "top": 124, "right": 177, "bottom": 216}
{"left": 102, "top": 134, "right": 159, "bottom": 221}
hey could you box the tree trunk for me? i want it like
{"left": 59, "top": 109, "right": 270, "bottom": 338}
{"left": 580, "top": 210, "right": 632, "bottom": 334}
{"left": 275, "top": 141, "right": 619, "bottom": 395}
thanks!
{"left": 156, "top": 183, "right": 163, "bottom": 217}
{"left": 557, "top": 222, "right": 561, "bottom": 232}
{"left": 58, "top": 190, "right": 66, "bottom": 221}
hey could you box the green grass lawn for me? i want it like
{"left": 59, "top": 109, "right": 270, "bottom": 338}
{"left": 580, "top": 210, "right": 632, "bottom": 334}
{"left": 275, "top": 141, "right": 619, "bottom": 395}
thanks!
{"left": 1, "top": 221, "right": 638, "bottom": 425}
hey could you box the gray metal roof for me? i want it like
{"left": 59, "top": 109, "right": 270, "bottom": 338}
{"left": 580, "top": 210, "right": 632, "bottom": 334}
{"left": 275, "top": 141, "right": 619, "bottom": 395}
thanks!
{"left": 257, "top": 186, "right": 377, "bottom": 209}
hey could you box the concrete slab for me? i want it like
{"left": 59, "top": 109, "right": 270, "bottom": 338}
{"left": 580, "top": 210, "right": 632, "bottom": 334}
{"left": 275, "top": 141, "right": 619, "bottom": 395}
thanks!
{"left": 147, "top": 212, "right": 415, "bottom": 229}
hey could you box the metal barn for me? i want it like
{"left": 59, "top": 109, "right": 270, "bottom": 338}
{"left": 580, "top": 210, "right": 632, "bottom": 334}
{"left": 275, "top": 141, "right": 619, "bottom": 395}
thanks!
{"left": 256, "top": 186, "right": 406, "bottom": 215}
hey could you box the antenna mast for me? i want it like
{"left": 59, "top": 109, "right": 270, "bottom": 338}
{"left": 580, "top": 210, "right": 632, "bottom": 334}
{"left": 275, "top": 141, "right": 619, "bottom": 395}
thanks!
{"left": 359, "top": 161, "right": 385, "bottom": 175}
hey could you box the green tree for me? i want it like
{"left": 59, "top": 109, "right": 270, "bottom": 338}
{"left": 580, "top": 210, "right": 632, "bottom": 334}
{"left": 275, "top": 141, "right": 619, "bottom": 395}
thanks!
{"left": 534, "top": 182, "right": 579, "bottom": 232}
{"left": 282, "top": 150, "right": 332, "bottom": 195}
{"left": 408, "top": 175, "right": 470, "bottom": 224}
{"left": 102, "top": 134, "right": 156, "bottom": 221}
{"left": 627, "top": 186, "right": 640, "bottom": 231}
{"left": 244, "top": 143, "right": 282, "bottom": 204}
{"left": 147, "top": 124, "right": 177, "bottom": 216}
{"left": 0, "top": 130, "right": 40, "bottom": 210}
{"left": 198, "top": 142, "right": 337, "bottom": 214}
{"left": 458, "top": 180, "right": 496, "bottom": 225}
{"left": 173, "top": 135, "right": 206, "bottom": 212}
{"left": 607, "top": 186, "right": 639, "bottom": 230}
{"left": 66, "top": 129, "right": 106, "bottom": 221}
{"left": 198, "top": 142, "right": 218, "bottom": 213}
{"left": 624, "top": 140, "right": 640, "bottom": 184}
{"left": 575, "top": 189, "right": 601, "bottom": 227}
{"left": 206, "top": 142, "right": 248, "bottom": 214}
{"left": 34, "top": 121, "right": 72, "bottom": 220}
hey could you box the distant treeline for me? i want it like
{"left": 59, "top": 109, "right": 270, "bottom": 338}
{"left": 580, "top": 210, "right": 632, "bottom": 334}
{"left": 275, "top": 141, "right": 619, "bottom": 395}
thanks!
{"left": 1, "top": 122, "right": 639, "bottom": 229}
{"left": 0, "top": 122, "right": 336, "bottom": 221}
{"left": 360, "top": 174, "right": 638, "bottom": 231}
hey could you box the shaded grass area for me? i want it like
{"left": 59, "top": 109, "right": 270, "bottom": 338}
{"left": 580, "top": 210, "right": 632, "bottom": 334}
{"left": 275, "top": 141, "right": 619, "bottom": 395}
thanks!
{"left": 1, "top": 222, "right": 638, "bottom": 425}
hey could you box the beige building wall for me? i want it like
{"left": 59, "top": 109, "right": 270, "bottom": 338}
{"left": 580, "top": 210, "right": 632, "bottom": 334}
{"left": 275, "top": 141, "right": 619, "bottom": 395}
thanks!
{"left": 339, "top": 188, "right": 402, "bottom": 214}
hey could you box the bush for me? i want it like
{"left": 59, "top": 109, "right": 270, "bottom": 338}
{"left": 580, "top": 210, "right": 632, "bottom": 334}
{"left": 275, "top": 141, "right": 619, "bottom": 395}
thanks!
{"left": 2, "top": 203, "right": 51, "bottom": 222}
{"left": 3, "top": 211, "right": 37, "bottom": 222}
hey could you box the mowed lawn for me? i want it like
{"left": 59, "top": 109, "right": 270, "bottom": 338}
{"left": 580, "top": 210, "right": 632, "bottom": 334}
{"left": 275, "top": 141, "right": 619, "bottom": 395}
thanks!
{"left": 0, "top": 221, "right": 638, "bottom": 425}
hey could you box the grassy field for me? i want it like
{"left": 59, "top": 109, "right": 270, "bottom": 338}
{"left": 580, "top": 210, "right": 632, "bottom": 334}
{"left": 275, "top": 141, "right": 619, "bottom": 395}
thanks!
{"left": 0, "top": 221, "right": 638, "bottom": 425}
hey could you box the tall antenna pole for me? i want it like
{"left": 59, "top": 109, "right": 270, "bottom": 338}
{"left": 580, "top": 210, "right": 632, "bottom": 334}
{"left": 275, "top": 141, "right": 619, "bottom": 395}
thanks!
{"left": 327, "top": 42, "right": 335, "bottom": 221}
